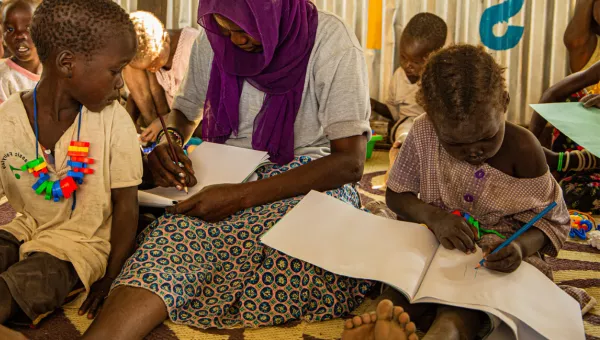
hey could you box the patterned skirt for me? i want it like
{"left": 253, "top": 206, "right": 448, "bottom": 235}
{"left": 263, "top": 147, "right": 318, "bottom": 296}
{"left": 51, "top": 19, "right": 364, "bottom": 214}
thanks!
{"left": 113, "top": 156, "right": 374, "bottom": 328}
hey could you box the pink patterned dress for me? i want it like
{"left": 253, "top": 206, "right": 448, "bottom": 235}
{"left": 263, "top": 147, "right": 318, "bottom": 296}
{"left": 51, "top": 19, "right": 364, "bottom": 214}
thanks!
{"left": 387, "top": 115, "right": 594, "bottom": 312}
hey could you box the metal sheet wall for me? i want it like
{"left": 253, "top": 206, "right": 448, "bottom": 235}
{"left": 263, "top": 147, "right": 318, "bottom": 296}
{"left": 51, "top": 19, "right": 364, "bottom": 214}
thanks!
{"left": 118, "top": 0, "right": 577, "bottom": 125}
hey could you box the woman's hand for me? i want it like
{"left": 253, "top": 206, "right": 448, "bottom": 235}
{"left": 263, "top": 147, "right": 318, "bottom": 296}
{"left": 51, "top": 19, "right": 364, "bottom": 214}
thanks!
{"left": 581, "top": 93, "right": 600, "bottom": 108}
{"left": 166, "top": 184, "right": 246, "bottom": 222}
{"left": 147, "top": 143, "right": 197, "bottom": 189}
{"left": 428, "top": 212, "right": 477, "bottom": 254}
{"left": 78, "top": 276, "right": 114, "bottom": 319}
{"left": 482, "top": 239, "right": 524, "bottom": 273}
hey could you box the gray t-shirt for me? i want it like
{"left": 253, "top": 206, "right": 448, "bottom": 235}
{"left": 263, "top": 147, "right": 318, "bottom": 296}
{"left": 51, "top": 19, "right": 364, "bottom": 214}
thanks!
{"left": 172, "top": 11, "right": 371, "bottom": 158}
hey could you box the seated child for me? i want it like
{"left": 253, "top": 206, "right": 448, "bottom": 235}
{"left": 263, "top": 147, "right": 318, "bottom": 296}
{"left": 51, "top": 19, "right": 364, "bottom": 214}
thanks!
{"left": 343, "top": 45, "right": 593, "bottom": 340}
{"left": 0, "top": 0, "right": 41, "bottom": 104}
{"left": 125, "top": 11, "right": 201, "bottom": 143}
{"left": 530, "top": 61, "right": 600, "bottom": 214}
{"left": 370, "top": 13, "right": 448, "bottom": 163}
{"left": 0, "top": 0, "right": 141, "bottom": 334}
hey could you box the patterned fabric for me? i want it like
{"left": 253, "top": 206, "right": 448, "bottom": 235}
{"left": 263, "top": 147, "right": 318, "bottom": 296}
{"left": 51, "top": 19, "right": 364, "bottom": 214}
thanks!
{"left": 113, "top": 156, "right": 374, "bottom": 328}
{"left": 387, "top": 115, "right": 570, "bottom": 279}
{"left": 552, "top": 128, "right": 600, "bottom": 215}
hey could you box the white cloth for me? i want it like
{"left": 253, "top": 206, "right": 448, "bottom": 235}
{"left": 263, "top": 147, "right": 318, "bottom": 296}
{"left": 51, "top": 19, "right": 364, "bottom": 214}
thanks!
{"left": 0, "top": 59, "right": 40, "bottom": 104}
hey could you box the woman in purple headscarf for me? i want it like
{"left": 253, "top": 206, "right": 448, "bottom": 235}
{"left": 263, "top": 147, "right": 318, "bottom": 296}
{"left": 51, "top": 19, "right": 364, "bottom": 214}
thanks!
{"left": 84, "top": 0, "right": 373, "bottom": 337}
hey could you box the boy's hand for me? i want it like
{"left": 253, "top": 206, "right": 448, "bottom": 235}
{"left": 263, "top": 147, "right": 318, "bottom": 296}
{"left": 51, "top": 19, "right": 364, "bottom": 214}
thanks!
{"left": 79, "top": 276, "right": 114, "bottom": 319}
{"left": 429, "top": 212, "right": 477, "bottom": 254}
{"left": 482, "top": 240, "right": 523, "bottom": 273}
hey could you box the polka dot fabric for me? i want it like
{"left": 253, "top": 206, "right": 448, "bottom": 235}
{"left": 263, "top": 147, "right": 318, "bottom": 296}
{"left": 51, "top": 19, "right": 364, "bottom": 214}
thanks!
{"left": 112, "top": 156, "right": 374, "bottom": 328}
{"left": 387, "top": 115, "right": 571, "bottom": 278}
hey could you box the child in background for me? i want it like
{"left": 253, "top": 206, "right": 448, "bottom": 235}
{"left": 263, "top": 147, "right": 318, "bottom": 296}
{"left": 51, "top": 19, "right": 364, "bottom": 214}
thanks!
{"left": 125, "top": 11, "right": 201, "bottom": 143}
{"left": 370, "top": 13, "right": 448, "bottom": 167}
{"left": 344, "top": 45, "right": 593, "bottom": 340}
{"left": 0, "top": 0, "right": 41, "bottom": 104}
{"left": 0, "top": 0, "right": 141, "bottom": 336}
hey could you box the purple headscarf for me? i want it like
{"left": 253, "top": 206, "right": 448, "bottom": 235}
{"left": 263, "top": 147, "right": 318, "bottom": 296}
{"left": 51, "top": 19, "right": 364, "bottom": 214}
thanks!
{"left": 198, "top": 0, "right": 319, "bottom": 165}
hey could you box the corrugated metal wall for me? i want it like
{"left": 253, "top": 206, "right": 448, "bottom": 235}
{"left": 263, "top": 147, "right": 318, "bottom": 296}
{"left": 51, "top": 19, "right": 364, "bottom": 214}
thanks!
{"left": 117, "top": 0, "right": 578, "bottom": 125}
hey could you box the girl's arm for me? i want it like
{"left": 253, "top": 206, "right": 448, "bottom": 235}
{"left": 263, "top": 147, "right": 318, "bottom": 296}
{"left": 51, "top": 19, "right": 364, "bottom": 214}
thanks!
{"left": 529, "top": 61, "right": 600, "bottom": 139}
{"left": 564, "top": 0, "right": 598, "bottom": 72}
{"left": 122, "top": 66, "right": 160, "bottom": 126}
{"left": 147, "top": 71, "right": 170, "bottom": 117}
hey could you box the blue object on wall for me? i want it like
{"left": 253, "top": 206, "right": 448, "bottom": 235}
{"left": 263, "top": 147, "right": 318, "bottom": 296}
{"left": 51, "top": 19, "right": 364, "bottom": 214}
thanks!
{"left": 479, "top": 0, "right": 525, "bottom": 51}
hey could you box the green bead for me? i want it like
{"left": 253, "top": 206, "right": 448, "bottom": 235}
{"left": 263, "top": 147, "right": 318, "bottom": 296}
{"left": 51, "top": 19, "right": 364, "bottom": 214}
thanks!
{"left": 35, "top": 180, "right": 49, "bottom": 195}
{"left": 46, "top": 181, "right": 54, "bottom": 195}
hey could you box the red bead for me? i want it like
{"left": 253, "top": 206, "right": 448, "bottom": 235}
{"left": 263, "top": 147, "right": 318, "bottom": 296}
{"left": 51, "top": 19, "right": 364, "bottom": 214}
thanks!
{"left": 70, "top": 141, "right": 90, "bottom": 147}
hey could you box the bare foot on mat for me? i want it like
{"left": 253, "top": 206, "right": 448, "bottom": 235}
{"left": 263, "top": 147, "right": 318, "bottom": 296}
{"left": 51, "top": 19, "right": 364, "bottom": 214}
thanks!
{"left": 342, "top": 299, "right": 418, "bottom": 340}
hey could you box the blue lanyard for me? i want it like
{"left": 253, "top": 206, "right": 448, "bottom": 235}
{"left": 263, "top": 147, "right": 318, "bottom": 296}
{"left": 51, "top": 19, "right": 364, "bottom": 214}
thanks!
{"left": 33, "top": 84, "right": 83, "bottom": 158}
{"left": 33, "top": 84, "right": 84, "bottom": 211}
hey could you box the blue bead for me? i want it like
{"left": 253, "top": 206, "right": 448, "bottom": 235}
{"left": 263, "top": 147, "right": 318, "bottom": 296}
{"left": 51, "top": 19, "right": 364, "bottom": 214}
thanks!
{"left": 67, "top": 171, "right": 84, "bottom": 179}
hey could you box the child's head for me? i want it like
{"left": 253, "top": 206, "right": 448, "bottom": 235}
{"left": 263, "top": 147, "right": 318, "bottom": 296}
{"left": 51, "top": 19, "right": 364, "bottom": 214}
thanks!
{"left": 1, "top": 0, "right": 39, "bottom": 64}
{"left": 129, "top": 11, "right": 169, "bottom": 73}
{"left": 400, "top": 13, "right": 447, "bottom": 82}
{"left": 417, "top": 44, "right": 509, "bottom": 166}
{"left": 31, "top": 0, "right": 137, "bottom": 112}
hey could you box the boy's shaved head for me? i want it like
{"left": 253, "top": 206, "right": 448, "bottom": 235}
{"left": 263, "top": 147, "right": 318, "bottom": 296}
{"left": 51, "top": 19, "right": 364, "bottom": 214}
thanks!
{"left": 403, "top": 13, "right": 448, "bottom": 51}
{"left": 31, "top": 0, "right": 135, "bottom": 63}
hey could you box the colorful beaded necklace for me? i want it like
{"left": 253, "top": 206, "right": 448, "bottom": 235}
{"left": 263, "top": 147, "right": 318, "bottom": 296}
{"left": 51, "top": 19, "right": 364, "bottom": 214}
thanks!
{"left": 19, "top": 85, "right": 94, "bottom": 208}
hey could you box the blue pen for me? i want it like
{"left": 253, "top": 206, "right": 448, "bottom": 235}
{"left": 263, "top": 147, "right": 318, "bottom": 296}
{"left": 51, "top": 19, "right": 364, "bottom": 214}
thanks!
{"left": 477, "top": 202, "right": 558, "bottom": 268}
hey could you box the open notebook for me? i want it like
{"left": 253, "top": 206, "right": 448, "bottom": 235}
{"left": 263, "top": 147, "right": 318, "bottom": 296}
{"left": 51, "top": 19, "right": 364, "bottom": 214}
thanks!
{"left": 261, "top": 191, "right": 585, "bottom": 340}
{"left": 139, "top": 142, "right": 269, "bottom": 207}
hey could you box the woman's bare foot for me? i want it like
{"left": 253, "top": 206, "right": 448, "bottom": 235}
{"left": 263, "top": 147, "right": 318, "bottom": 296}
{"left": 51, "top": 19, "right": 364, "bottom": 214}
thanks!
{"left": 342, "top": 300, "right": 418, "bottom": 340}
{"left": 0, "top": 325, "right": 27, "bottom": 340}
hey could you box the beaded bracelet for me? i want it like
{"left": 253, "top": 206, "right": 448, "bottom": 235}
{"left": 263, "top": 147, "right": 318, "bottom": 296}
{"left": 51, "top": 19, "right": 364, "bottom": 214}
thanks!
{"left": 157, "top": 128, "right": 184, "bottom": 148}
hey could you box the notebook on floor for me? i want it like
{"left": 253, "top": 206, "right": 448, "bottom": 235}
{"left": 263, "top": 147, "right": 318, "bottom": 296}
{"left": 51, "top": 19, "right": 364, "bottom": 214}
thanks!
{"left": 261, "top": 191, "right": 585, "bottom": 340}
{"left": 139, "top": 142, "right": 269, "bottom": 207}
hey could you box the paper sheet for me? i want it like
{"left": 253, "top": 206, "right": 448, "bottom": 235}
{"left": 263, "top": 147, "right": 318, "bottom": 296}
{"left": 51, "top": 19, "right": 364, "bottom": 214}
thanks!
{"left": 416, "top": 247, "right": 585, "bottom": 340}
{"left": 140, "top": 142, "right": 269, "bottom": 207}
{"left": 260, "top": 191, "right": 439, "bottom": 299}
{"left": 530, "top": 102, "right": 600, "bottom": 157}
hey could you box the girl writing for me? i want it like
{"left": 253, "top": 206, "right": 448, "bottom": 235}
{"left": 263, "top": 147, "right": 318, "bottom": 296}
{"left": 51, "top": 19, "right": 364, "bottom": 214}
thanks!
{"left": 344, "top": 45, "right": 593, "bottom": 340}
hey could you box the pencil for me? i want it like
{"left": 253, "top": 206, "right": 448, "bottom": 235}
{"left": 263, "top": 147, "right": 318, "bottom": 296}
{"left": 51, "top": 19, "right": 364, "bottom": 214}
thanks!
{"left": 476, "top": 201, "right": 557, "bottom": 269}
{"left": 156, "top": 113, "right": 188, "bottom": 194}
